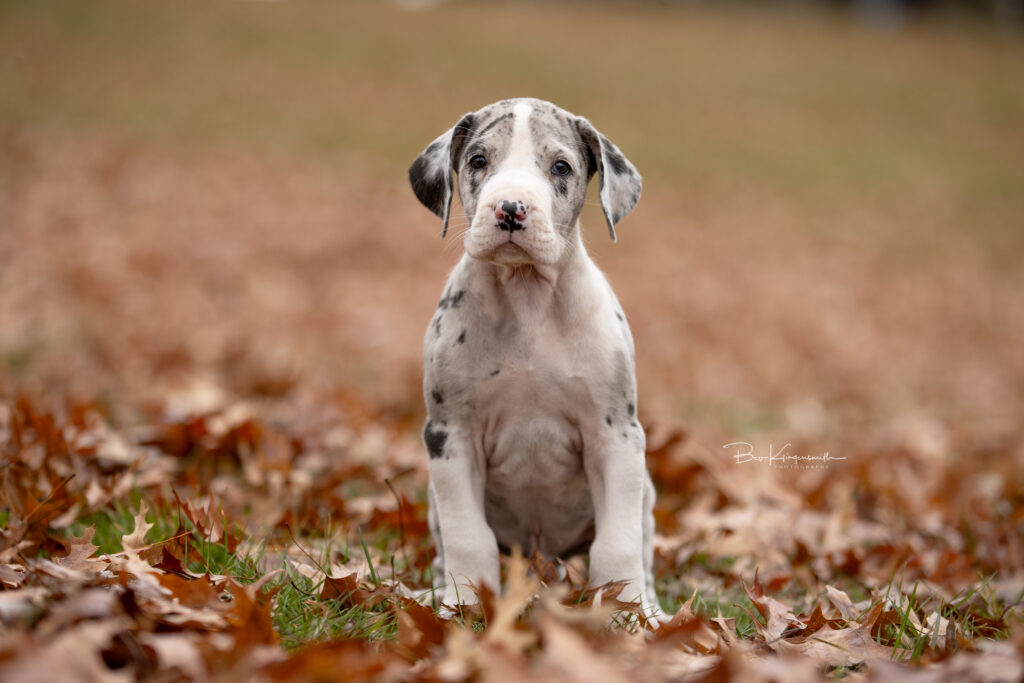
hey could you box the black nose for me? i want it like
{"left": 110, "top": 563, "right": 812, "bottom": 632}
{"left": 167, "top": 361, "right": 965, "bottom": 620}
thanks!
{"left": 495, "top": 200, "right": 528, "bottom": 232}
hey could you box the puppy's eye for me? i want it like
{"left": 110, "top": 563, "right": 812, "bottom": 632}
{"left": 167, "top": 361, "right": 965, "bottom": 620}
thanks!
{"left": 551, "top": 160, "right": 572, "bottom": 177}
{"left": 468, "top": 155, "right": 488, "bottom": 170}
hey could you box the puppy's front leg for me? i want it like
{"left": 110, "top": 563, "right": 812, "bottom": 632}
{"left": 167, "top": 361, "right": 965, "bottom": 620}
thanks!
{"left": 426, "top": 423, "right": 500, "bottom": 608}
{"left": 584, "top": 431, "right": 656, "bottom": 615}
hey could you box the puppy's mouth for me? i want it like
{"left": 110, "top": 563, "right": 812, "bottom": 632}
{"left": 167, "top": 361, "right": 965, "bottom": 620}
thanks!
{"left": 488, "top": 240, "right": 532, "bottom": 264}
{"left": 465, "top": 223, "right": 541, "bottom": 265}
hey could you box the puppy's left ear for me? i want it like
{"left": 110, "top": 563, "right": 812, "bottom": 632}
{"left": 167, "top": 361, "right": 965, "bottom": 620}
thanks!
{"left": 575, "top": 117, "right": 642, "bottom": 241}
{"left": 408, "top": 112, "right": 476, "bottom": 238}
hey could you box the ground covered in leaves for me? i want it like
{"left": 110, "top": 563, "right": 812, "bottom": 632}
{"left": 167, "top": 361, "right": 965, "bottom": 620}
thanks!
{"left": 2, "top": 1, "right": 1024, "bottom": 681}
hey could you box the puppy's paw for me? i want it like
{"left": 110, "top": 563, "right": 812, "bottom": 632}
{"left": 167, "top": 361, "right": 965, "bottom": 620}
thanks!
{"left": 436, "top": 587, "right": 485, "bottom": 622}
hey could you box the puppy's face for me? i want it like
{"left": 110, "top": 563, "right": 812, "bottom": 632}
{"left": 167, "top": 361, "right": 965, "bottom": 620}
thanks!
{"left": 410, "top": 98, "right": 642, "bottom": 266}
{"left": 456, "top": 100, "right": 590, "bottom": 265}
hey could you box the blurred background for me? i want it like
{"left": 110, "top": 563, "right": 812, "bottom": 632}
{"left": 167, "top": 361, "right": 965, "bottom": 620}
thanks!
{"left": 1, "top": 0, "right": 1022, "bottom": 454}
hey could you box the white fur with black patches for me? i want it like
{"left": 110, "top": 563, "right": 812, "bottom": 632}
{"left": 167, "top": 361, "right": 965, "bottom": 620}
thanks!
{"left": 409, "top": 98, "right": 659, "bottom": 620}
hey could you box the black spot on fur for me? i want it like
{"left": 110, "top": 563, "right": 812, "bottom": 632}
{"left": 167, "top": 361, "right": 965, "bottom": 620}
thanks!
{"left": 602, "top": 137, "right": 629, "bottom": 175}
{"left": 438, "top": 290, "right": 466, "bottom": 310}
{"left": 409, "top": 154, "right": 446, "bottom": 218}
{"left": 423, "top": 420, "right": 448, "bottom": 460}
{"left": 451, "top": 114, "right": 477, "bottom": 156}
{"left": 616, "top": 312, "right": 624, "bottom": 322}
{"left": 621, "top": 432, "right": 628, "bottom": 439}
{"left": 554, "top": 175, "right": 568, "bottom": 198}
{"left": 432, "top": 315, "right": 442, "bottom": 335}
{"left": 473, "top": 113, "right": 512, "bottom": 140}
{"left": 610, "top": 352, "right": 632, "bottom": 406}
{"left": 630, "top": 421, "right": 639, "bottom": 428}
{"left": 489, "top": 369, "right": 500, "bottom": 376}
{"left": 582, "top": 143, "right": 598, "bottom": 178}
{"left": 457, "top": 329, "right": 466, "bottom": 344}
{"left": 605, "top": 415, "right": 612, "bottom": 427}
{"left": 627, "top": 402, "right": 635, "bottom": 417}
{"left": 431, "top": 389, "right": 444, "bottom": 404}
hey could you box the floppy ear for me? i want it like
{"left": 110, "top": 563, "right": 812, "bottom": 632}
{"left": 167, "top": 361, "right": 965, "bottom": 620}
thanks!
{"left": 575, "top": 117, "right": 642, "bottom": 241}
{"left": 408, "top": 112, "right": 476, "bottom": 238}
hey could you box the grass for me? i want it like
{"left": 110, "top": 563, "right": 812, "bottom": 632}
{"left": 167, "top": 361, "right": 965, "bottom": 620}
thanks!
{"left": 275, "top": 573, "right": 402, "bottom": 650}
{"left": 870, "top": 570, "right": 1020, "bottom": 662}
{"left": 70, "top": 497, "right": 263, "bottom": 580}
{"left": 65, "top": 497, "right": 413, "bottom": 648}
{"left": 688, "top": 587, "right": 762, "bottom": 640}
{"left": 655, "top": 550, "right": 1021, "bottom": 659}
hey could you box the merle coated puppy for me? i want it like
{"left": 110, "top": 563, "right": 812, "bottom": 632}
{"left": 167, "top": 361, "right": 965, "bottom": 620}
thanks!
{"left": 409, "top": 98, "right": 658, "bottom": 617}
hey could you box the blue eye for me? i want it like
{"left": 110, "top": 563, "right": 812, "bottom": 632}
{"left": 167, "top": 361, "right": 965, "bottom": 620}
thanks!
{"left": 469, "top": 155, "right": 488, "bottom": 170}
{"left": 552, "top": 160, "right": 572, "bottom": 176}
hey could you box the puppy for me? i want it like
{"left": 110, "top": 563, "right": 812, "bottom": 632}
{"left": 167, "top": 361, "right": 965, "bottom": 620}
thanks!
{"left": 409, "top": 98, "right": 658, "bottom": 617}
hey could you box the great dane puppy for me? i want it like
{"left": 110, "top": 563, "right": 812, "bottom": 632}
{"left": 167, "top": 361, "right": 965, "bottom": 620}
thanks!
{"left": 409, "top": 98, "right": 659, "bottom": 617}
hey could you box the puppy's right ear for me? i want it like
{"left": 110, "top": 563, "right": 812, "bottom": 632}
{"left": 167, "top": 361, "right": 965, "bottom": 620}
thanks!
{"left": 408, "top": 112, "right": 476, "bottom": 238}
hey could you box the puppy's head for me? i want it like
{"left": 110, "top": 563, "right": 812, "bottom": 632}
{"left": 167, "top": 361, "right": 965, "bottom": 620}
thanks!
{"left": 409, "top": 98, "right": 642, "bottom": 266}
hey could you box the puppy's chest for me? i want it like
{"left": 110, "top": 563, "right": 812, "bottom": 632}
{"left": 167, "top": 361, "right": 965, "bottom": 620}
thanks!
{"left": 436, "top": 319, "right": 593, "bottom": 401}
{"left": 429, "top": 294, "right": 596, "bottom": 396}
{"left": 479, "top": 371, "right": 585, "bottom": 469}
{"left": 428, "top": 310, "right": 597, "bottom": 475}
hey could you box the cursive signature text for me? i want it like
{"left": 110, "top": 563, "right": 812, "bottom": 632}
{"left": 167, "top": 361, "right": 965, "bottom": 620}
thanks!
{"left": 724, "top": 442, "right": 846, "bottom": 468}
